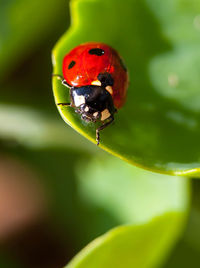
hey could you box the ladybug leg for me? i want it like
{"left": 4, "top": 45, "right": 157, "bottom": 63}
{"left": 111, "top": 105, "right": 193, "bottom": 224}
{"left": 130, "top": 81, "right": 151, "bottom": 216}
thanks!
{"left": 57, "top": 102, "right": 76, "bottom": 109}
{"left": 52, "top": 74, "right": 71, "bottom": 88}
{"left": 57, "top": 102, "right": 71, "bottom": 107}
{"left": 96, "top": 116, "right": 114, "bottom": 146}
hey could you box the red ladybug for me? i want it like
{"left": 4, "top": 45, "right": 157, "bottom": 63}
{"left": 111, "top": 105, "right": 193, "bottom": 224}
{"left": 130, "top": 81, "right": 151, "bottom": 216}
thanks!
{"left": 53, "top": 42, "right": 128, "bottom": 145}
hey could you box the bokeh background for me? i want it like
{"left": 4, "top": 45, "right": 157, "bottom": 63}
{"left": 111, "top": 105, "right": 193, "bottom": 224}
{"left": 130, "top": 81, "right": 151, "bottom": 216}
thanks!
{"left": 1, "top": 0, "right": 200, "bottom": 267}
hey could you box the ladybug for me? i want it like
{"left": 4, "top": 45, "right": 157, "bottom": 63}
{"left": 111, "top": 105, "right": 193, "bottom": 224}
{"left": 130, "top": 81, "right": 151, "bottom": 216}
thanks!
{"left": 53, "top": 42, "right": 128, "bottom": 145}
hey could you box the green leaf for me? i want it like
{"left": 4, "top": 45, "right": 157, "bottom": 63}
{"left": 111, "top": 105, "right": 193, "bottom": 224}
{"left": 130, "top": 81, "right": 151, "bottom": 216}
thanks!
{"left": 66, "top": 213, "right": 184, "bottom": 268}
{"left": 52, "top": 0, "right": 200, "bottom": 175}
{"left": 64, "top": 157, "right": 189, "bottom": 268}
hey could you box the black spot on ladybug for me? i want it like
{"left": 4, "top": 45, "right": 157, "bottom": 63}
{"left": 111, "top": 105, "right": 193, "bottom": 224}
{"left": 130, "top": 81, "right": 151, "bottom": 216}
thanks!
{"left": 119, "top": 57, "right": 127, "bottom": 71}
{"left": 68, "top": 60, "right": 76, "bottom": 69}
{"left": 97, "top": 73, "right": 114, "bottom": 86}
{"left": 89, "top": 48, "right": 105, "bottom": 56}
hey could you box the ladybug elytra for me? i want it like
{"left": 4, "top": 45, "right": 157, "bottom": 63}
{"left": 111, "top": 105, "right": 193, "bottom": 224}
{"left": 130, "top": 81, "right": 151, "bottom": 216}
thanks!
{"left": 53, "top": 42, "right": 128, "bottom": 145}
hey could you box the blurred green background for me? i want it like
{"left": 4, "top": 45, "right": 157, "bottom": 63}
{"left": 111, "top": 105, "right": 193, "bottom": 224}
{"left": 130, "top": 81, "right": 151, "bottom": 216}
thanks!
{"left": 0, "top": 0, "right": 200, "bottom": 267}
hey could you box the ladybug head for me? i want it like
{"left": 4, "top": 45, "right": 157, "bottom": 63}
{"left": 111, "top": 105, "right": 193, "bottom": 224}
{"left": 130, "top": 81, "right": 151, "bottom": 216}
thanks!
{"left": 71, "top": 85, "right": 116, "bottom": 123}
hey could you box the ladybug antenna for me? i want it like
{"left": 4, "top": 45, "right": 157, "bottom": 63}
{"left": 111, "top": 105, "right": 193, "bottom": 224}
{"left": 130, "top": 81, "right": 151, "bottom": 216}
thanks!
{"left": 52, "top": 74, "right": 72, "bottom": 89}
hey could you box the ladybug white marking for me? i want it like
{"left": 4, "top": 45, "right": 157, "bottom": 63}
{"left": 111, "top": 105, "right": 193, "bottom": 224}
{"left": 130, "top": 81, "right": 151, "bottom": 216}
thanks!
{"left": 73, "top": 93, "right": 85, "bottom": 107}
{"left": 91, "top": 80, "right": 102, "bottom": 86}
{"left": 101, "top": 109, "right": 111, "bottom": 121}
{"left": 105, "top": 86, "right": 113, "bottom": 95}
{"left": 84, "top": 106, "right": 89, "bottom": 112}
{"left": 93, "top": 112, "right": 99, "bottom": 118}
